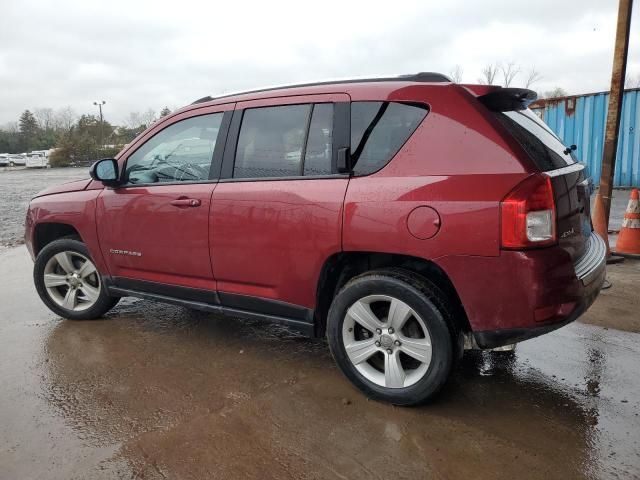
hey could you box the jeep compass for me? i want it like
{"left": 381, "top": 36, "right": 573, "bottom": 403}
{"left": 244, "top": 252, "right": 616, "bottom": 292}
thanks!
{"left": 25, "top": 73, "right": 606, "bottom": 405}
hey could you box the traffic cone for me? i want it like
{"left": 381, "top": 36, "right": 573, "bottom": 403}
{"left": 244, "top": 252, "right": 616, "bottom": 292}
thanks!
{"left": 592, "top": 192, "right": 624, "bottom": 264}
{"left": 614, "top": 189, "right": 640, "bottom": 257}
{"left": 592, "top": 193, "right": 611, "bottom": 255}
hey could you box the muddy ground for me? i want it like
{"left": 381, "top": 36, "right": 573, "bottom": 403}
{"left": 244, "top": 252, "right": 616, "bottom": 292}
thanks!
{"left": 1, "top": 167, "right": 640, "bottom": 478}
{"left": 1, "top": 247, "right": 640, "bottom": 479}
{"left": 581, "top": 260, "right": 640, "bottom": 333}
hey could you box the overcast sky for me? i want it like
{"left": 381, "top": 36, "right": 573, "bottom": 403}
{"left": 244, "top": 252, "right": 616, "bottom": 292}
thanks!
{"left": 1, "top": 0, "right": 638, "bottom": 126}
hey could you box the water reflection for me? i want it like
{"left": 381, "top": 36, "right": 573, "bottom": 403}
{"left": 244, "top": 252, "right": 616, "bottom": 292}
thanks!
{"left": 41, "top": 300, "right": 640, "bottom": 479}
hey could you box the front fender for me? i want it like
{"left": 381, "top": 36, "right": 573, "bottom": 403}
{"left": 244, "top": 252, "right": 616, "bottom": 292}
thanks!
{"left": 26, "top": 190, "right": 109, "bottom": 276}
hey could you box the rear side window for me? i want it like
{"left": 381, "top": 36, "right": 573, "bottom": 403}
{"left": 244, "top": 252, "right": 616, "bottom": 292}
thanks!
{"left": 233, "top": 103, "right": 334, "bottom": 179}
{"left": 351, "top": 102, "right": 428, "bottom": 176}
{"left": 495, "top": 109, "right": 575, "bottom": 171}
{"left": 234, "top": 105, "right": 310, "bottom": 178}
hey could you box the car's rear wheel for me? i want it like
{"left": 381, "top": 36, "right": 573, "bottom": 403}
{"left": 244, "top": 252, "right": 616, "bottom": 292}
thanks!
{"left": 327, "top": 269, "right": 454, "bottom": 405}
{"left": 34, "top": 238, "right": 119, "bottom": 320}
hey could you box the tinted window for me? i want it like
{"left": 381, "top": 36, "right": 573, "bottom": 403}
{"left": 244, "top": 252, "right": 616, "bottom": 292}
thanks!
{"left": 234, "top": 105, "right": 311, "bottom": 178}
{"left": 351, "top": 102, "right": 428, "bottom": 176}
{"left": 303, "top": 104, "right": 333, "bottom": 176}
{"left": 125, "top": 114, "right": 222, "bottom": 184}
{"left": 495, "top": 109, "right": 575, "bottom": 171}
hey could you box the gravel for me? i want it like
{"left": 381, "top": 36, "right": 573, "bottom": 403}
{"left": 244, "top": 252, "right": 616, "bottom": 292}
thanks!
{"left": 0, "top": 167, "right": 88, "bottom": 249}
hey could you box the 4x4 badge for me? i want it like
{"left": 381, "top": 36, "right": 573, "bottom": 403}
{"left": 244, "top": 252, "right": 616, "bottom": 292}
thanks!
{"left": 560, "top": 228, "right": 575, "bottom": 239}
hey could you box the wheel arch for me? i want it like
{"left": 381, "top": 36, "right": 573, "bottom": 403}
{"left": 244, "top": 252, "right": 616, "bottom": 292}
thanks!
{"left": 33, "top": 222, "right": 82, "bottom": 257}
{"left": 314, "top": 251, "right": 471, "bottom": 338}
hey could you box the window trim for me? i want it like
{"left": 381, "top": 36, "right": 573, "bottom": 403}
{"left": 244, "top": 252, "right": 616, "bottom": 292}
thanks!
{"left": 220, "top": 100, "right": 351, "bottom": 182}
{"left": 115, "top": 110, "right": 233, "bottom": 188}
{"left": 298, "top": 104, "right": 315, "bottom": 176}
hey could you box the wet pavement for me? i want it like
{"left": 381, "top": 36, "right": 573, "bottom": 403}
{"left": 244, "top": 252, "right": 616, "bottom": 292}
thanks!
{"left": 1, "top": 246, "right": 639, "bottom": 479}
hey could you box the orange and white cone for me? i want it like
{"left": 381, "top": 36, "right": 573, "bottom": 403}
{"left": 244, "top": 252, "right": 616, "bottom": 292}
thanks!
{"left": 614, "top": 188, "right": 640, "bottom": 257}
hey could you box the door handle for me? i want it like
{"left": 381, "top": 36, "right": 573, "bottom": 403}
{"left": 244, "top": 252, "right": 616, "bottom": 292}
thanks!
{"left": 170, "top": 198, "right": 201, "bottom": 207}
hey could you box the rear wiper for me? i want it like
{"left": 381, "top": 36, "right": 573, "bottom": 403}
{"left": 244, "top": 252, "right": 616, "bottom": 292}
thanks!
{"left": 563, "top": 144, "right": 577, "bottom": 155}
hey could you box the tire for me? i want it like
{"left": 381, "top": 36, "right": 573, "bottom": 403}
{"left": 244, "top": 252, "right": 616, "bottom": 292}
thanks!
{"left": 327, "top": 269, "right": 454, "bottom": 406}
{"left": 33, "top": 238, "right": 119, "bottom": 320}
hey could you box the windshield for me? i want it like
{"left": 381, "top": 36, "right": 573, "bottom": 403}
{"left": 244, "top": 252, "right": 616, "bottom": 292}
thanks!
{"left": 496, "top": 109, "right": 576, "bottom": 171}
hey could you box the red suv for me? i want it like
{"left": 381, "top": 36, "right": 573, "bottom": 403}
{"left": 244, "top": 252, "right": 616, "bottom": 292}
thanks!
{"left": 25, "top": 73, "right": 605, "bottom": 405}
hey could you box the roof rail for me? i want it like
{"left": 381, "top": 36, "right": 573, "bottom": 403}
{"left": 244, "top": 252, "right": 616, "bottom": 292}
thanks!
{"left": 190, "top": 72, "right": 451, "bottom": 105}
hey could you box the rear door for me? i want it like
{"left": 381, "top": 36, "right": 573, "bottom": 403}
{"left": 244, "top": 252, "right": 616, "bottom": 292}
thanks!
{"left": 210, "top": 93, "right": 350, "bottom": 312}
{"left": 496, "top": 109, "right": 591, "bottom": 261}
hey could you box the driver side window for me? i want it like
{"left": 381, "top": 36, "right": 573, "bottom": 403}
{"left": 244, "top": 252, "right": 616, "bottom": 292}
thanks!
{"left": 125, "top": 113, "right": 223, "bottom": 184}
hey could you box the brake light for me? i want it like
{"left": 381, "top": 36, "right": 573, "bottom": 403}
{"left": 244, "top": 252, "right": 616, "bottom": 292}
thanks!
{"left": 501, "top": 174, "right": 556, "bottom": 249}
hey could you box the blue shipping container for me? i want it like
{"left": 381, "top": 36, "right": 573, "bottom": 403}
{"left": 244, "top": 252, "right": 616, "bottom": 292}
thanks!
{"left": 531, "top": 88, "right": 640, "bottom": 187}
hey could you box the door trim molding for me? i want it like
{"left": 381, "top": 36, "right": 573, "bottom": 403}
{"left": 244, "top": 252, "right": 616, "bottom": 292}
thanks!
{"left": 107, "top": 277, "right": 316, "bottom": 336}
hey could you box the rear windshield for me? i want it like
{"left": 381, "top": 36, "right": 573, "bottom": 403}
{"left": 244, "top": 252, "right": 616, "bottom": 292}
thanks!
{"left": 495, "top": 109, "right": 575, "bottom": 171}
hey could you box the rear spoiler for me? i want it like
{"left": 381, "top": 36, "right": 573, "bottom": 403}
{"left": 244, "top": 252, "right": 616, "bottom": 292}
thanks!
{"left": 477, "top": 87, "right": 537, "bottom": 112}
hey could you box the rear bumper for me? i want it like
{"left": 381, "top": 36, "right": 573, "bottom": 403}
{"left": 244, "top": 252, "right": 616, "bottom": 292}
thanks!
{"left": 473, "top": 263, "right": 604, "bottom": 348}
{"left": 437, "top": 232, "right": 606, "bottom": 349}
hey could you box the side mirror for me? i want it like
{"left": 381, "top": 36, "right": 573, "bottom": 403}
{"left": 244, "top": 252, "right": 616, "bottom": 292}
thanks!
{"left": 90, "top": 158, "right": 120, "bottom": 187}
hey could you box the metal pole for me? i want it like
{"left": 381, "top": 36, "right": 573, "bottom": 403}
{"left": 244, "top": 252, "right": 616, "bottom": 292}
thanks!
{"left": 98, "top": 103, "right": 103, "bottom": 152}
{"left": 598, "top": 0, "right": 634, "bottom": 225}
{"left": 93, "top": 101, "right": 106, "bottom": 159}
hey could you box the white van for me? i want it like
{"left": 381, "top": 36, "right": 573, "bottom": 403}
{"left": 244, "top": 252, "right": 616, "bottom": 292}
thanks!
{"left": 26, "top": 151, "right": 50, "bottom": 168}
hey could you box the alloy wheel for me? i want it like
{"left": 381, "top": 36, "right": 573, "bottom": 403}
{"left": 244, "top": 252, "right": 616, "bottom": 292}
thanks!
{"left": 43, "top": 251, "right": 101, "bottom": 312}
{"left": 341, "top": 294, "right": 432, "bottom": 389}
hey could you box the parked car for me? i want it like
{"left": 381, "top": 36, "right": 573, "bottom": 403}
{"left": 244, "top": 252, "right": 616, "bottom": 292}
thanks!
{"left": 8, "top": 154, "right": 26, "bottom": 166}
{"left": 25, "top": 153, "right": 48, "bottom": 168}
{"left": 0, "top": 154, "right": 24, "bottom": 166}
{"left": 24, "top": 73, "right": 606, "bottom": 405}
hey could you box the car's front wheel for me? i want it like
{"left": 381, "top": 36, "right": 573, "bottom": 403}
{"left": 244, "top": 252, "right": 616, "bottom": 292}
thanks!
{"left": 33, "top": 238, "right": 119, "bottom": 320}
{"left": 327, "top": 269, "right": 454, "bottom": 406}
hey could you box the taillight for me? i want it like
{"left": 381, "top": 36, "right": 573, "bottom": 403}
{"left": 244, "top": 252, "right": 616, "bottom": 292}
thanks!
{"left": 500, "top": 174, "right": 556, "bottom": 249}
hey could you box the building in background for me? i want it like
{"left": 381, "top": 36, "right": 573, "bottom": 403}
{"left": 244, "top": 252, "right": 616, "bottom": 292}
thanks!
{"left": 531, "top": 88, "right": 639, "bottom": 187}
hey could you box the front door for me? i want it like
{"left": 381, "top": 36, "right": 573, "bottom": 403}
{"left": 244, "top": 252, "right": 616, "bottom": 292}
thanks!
{"left": 96, "top": 106, "right": 232, "bottom": 291}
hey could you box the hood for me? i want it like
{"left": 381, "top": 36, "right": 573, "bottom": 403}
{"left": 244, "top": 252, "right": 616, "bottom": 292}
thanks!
{"left": 33, "top": 178, "right": 92, "bottom": 198}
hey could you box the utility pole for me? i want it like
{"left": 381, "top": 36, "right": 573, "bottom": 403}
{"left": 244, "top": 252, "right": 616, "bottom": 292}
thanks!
{"left": 598, "top": 0, "right": 634, "bottom": 225}
{"left": 93, "top": 100, "right": 106, "bottom": 157}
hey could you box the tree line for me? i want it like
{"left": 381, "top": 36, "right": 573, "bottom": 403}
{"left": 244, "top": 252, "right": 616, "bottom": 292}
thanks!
{"left": 0, "top": 106, "right": 172, "bottom": 167}
{"left": 448, "top": 63, "right": 569, "bottom": 98}
{"left": 450, "top": 63, "right": 640, "bottom": 98}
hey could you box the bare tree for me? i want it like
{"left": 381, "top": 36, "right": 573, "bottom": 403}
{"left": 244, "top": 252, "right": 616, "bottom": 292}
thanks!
{"left": 449, "top": 65, "right": 463, "bottom": 83}
{"left": 140, "top": 108, "right": 157, "bottom": 127}
{"left": 477, "top": 63, "right": 499, "bottom": 85}
{"left": 53, "top": 107, "right": 77, "bottom": 132}
{"left": 499, "top": 61, "right": 521, "bottom": 87}
{"left": 126, "top": 109, "right": 157, "bottom": 129}
{"left": 524, "top": 67, "right": 542, "bottom": 89}
{"left": 34, "top": 108, "right": 55, "bottom": 131}
{"left": 1, "top": 121, "right": 19, "bottom": 133}
{"left": 542, "top": 87, "right": 568, "bottom": 99}
{"left": 125, "top": 112, "right": 142, "bottom": 129}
